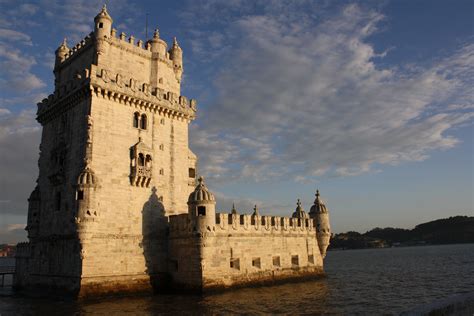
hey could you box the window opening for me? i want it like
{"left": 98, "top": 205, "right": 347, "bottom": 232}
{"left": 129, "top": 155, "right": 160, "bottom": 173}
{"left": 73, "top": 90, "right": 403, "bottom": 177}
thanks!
{"left": 133, "top": 112, "right": 139, "bottom": 128}
{"left": 138, "top": 153, "right": 145, "bottom": 166}
{"left": 197, "top": 206, "right": 206, "bottom": 216}
{"left": 252, "top": 257, "right": 261, "bottom": 269}
{"left": 140, "top": 114, "right": 147, "bottom": 129}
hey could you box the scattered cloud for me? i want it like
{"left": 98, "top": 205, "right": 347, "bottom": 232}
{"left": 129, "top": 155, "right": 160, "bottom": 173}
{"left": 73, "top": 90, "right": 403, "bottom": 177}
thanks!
{"left": 187, "top": 2, "right": 473, "bottom": 183}
{"left": 0, "top": 44, "right": 45, "bottom": 92}
{"left": 0, "top": 109, "right": 41, "bottom": 216}
{"left": 0, "top": 28, "right": 33, "bottom": 45}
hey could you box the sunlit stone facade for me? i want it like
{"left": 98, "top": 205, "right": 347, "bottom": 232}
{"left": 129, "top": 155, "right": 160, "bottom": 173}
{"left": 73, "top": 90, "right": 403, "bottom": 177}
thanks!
{"left": 14, "top": 5, "right": 330, "bottom": 296}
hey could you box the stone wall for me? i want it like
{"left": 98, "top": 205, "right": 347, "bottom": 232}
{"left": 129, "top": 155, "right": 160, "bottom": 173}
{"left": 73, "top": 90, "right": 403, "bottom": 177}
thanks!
{"left": 168, "top": 213, "right": 324, "bottom": 291}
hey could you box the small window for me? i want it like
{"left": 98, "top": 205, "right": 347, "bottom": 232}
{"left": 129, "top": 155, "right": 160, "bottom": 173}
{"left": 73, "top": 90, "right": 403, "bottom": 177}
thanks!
{"left": 55, "top": 192, "right": 61, "bottom": 211}
{"left": 98, "top": 22, "right": 104, "bottom": 29}
{"left": 197, "top": 206, "right": 206, "bottom": 216}
{"left": 188, "top": 168, "right": 196, "bottom": 178}
{"left": 252, "top": 257, "right": 261, "bottom": 269}
{"left": 230, "top": 258, "right": 240, "bottom": 270}
{"left": 77, "top": 190, "right": 84, "bottom": 200}
{"left": 160, "top": 118, "right": 165, "bottom": 125}
{"left": 138, "top": 153, "right": 145, "bottom": 166}
{"left": 159, "top": 144, "right": 164, "bottom": 150}
{"left": 273, "top": 256, "right": 280, "bottom": 267}
{"left": 159, "top": 168, "right": 164, "bottom": 175}
{"left": 291, "top": 255, "right": 299, "bottom": 267}
{"left": 140, "top": 114, "right": 147, "bottom": 129}
{"left": 308, "top": 255, "right": 314, "bottom": 264}
{"left": 133, "top": 112, "right": 139, "bottom": 128}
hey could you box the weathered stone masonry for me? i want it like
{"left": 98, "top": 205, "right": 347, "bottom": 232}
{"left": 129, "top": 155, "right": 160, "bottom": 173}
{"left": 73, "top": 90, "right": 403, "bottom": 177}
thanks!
{"left": 14, "top": 5, "right": 331, "bottom": 296}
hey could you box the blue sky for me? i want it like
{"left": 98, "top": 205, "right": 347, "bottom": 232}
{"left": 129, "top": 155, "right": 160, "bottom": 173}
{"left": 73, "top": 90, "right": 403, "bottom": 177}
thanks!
{"left": 0, "top": 0, "right": 472, "bottom": 243}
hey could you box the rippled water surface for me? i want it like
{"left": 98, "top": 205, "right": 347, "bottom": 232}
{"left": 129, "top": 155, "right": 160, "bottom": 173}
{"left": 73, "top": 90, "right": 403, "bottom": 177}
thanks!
{"left": 1, "top": 244, "right": 473, "bottom": 315}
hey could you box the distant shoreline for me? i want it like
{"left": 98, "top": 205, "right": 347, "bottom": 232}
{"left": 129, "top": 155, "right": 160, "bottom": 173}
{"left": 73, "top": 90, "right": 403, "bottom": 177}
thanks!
{"left": 329, "top": 215, "right": 474, "bottom": 251}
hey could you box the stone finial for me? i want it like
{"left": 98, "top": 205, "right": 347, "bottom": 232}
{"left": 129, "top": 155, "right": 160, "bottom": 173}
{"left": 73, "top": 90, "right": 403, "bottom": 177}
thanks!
{"left": 314, "top": 189, "right": 320, "bottom": 204}
{"left": 252, "top": 205, "right": 259, "bottom": 216}
{"left": 153, "top": 29, "right": 160, "bottom": 39}
{"left": 95, "top": 3, "right": 112, "bottom": 22}
{"left": 197, "top": 176, "right": 204, "bottom": 186}
{"left": 292, "top": 198, "right": 308, "bottom": 219}
{"left": 231, "top": 203, "right": 237, "bottom": 215}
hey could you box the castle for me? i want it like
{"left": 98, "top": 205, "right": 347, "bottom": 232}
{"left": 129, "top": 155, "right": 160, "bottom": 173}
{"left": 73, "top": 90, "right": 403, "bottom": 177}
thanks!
{"left": 14, "top": 5, "right": 331, "bottom": 297}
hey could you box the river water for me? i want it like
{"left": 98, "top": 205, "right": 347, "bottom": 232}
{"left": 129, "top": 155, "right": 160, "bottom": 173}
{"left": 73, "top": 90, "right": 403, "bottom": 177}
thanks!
{"left": 0, "top": 244, "right": 473, "bottom": 315}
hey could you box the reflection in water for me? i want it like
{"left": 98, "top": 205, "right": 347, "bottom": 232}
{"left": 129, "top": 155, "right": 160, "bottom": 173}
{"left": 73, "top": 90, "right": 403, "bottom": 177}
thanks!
{"left": 1, "top": 244, "right": 473, "bottom": 315}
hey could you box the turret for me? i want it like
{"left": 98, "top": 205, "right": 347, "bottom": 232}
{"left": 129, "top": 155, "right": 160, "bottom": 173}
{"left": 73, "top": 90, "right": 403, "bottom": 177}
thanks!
{"left": 94, "top": 4, "right": 113, "bottom": 55}
{"left": 292, "top": 199, "right": 308, "bottom": 219}
{"left": 149, "top": 29, "right": 168, "bottom": 58}
{"left": 75, "top": 162, "right": 99, "bottom": 240}
{"left": 94, "top": 4, "right": 113, "bottom": 39}
{"left": 187, "top": 176, "right": 216, "bottom": 231}
{"left": 309, "top": 190, "right": 331, "bottom": 258}
{"left": 26, "top": 185, "right": 41, "bottom": 239}
{"left": 54, "top": 38, "right": 69, "bottom": 68}
{"left": 169, "top": 37, "right": 183, "bottom": 81}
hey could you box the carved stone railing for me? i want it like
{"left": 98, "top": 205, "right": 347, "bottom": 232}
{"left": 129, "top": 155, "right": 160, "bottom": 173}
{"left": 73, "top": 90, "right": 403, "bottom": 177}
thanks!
{"left": 130, "top": 166, "right": 152, "bottom": 187}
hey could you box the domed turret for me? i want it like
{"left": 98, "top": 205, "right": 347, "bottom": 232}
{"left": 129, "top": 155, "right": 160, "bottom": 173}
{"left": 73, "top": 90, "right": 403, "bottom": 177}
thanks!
{"left": 309, "top": 190, "right": 331, "bottom": 258}
{"left": 55, "top": 38, "right": 69, "bottom": 67}
{"left": 94, "top": 5, "right": 113, "bottom": 55}
{"left": 77, "top": 166, "right": 97, "bottom": 188}
{"left": 188, "top": 176, "right": 216, "bottom": 230}
{"left": 75, "top": 163, "right": 99, "bottom": 239}
{"left": 149, "top": 29, "right": 168, "bottom": 58}
{"left": 169, "top": 37, "right": 183, "bottom": 81}
{"left": 94, "top": 4, "right": 113, "bottom": 39}
{"left": 292, "top": 199, "right": 308, "bottom": 219}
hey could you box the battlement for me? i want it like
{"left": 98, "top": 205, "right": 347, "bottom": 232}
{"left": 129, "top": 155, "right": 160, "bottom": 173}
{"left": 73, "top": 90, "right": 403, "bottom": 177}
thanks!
{"left": 56, "top": 33, "right": 94, "bottom": 68}
{"left": 15, "top": 242, "right": 30, "bottom": 258}
{"left": 37, "top": 64, "right": 196, "bottom": 123}
{"left": 169, "top": 212, "right": 316, "bottom": 237}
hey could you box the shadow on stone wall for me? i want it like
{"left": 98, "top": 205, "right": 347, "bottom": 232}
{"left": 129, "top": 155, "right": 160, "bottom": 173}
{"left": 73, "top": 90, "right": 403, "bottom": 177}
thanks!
{"left": 142, "top": 186, "right": 168, "bottom": 290}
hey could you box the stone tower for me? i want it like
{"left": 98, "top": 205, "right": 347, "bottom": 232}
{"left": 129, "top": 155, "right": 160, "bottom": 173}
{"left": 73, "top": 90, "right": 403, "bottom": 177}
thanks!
{"left": 15, "top": 5, "right": 197, "bottom": 296}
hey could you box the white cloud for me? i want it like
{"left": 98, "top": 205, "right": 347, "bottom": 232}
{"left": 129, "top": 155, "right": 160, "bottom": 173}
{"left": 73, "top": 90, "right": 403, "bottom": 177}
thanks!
{"left": 0, "top": 28, "right": 32, "bottom": 45}
{"left": 187, "top": 2, "right": 473, "bottom": 183}
{"left": 0, "top": 109, "right": 41, "bottom": 216}
{"left": 0, "top": 44, "right": 45, "bottom": 92}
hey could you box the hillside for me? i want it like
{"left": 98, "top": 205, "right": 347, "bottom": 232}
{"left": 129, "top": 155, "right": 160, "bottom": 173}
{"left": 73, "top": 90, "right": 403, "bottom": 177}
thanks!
{"left": 329, "top": 215, "right": 474, "bottom": 250}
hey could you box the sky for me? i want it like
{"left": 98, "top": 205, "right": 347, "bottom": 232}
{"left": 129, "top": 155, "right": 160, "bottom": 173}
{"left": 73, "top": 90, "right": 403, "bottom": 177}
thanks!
{"left": 0, "top": 0, "right": 472, "bottom": 243}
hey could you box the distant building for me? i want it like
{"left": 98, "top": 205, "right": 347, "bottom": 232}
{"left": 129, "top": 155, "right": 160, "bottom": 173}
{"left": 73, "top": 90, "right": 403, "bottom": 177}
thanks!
{"left": 14, "top": 5, "right": 331, "bottom": 297}
{"left": 0, "top": 245, "right": 16, "bottom": 257}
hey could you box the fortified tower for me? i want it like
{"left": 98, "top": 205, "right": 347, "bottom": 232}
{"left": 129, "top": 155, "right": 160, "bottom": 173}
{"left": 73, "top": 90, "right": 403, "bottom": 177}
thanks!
{"left": 15, "top": 5, "right": 197, "bottom": 295}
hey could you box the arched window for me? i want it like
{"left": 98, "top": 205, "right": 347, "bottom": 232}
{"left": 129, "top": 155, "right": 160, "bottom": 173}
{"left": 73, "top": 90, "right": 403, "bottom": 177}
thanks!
{"left": 133, "top": 112, "right": 140, "bottom": 128}
{"left": 145, "top": 155, "right": 152, "bottom": 167}
{"left": 138, "top": 153, "right": 145, "bottom": 166}
{"left": 140, "top": 114, "right": 147, "bottom": 130}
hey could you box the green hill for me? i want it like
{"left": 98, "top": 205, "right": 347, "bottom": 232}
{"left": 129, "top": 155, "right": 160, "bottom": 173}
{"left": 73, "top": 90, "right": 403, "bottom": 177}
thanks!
{"left": 329, "top": 215, "right": 474, "bottom": 250}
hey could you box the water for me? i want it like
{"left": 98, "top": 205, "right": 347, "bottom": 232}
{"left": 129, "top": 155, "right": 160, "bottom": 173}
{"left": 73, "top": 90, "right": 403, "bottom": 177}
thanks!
{"left": 1, "top": 244, "right": 473, "bottom": 315}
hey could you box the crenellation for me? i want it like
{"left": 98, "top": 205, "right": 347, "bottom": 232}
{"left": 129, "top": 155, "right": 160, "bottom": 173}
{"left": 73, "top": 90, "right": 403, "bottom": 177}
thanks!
{"left": 16, "top": 5, "right": 330, "bottom": 297}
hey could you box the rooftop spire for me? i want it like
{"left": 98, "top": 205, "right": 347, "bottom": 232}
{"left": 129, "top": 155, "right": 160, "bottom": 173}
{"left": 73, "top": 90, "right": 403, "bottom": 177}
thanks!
{"left": 252, "top": 205, "right": 259, "bottom": 216}
{"left": 231, "top": 203, "right": 237, "bottom": 215}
